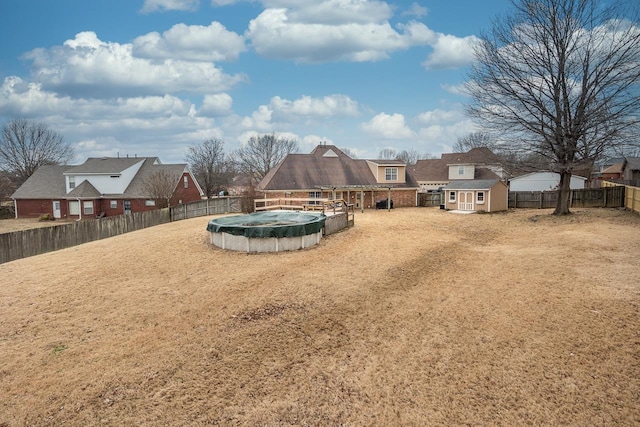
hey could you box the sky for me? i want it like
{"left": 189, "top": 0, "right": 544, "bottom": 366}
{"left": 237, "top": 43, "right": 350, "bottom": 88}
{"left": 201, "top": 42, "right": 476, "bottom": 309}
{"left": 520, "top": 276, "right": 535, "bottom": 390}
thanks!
{"left": 0, "top": 0, "right": 513, "bottom": 165}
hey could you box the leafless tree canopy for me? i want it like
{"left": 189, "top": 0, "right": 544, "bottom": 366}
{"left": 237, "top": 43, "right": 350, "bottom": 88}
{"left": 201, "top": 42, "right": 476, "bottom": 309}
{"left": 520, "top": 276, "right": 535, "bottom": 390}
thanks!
{"left": 378, "top": 148, "right": 433, "bottom": 164}
{"left": 232, "top": 134, "right": 299, "bottom": 181}
{"left": 453, "top": 132, "right": 496, "bottom": 152}
{"left": 0, "top": 171, "right": 16, "bottom": 203}
{"left": 186, "top": 138, "right": 232, "bottom": 198}
{"left": 467, "top": 0, "right": 640, "bottom": 214}
{"left": 396, "top": 149, "right": 435, "bottom": 164}
{"left": 141, "top": 169, "right": 178, "bottom": 209}
{"left": 378, "top": 148, "right": 398, "bottom": 160}
{"left": 0, "top": 118, "right": 74, "bottom": 184}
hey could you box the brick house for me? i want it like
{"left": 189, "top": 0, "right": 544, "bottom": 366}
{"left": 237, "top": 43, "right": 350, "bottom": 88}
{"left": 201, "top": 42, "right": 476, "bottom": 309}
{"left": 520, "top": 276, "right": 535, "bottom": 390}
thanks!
{"left": 11, "top": 156, "right": 203, "bottom": 219}
{"left": 257, "top": 144, "right": 420, "bottom": 209}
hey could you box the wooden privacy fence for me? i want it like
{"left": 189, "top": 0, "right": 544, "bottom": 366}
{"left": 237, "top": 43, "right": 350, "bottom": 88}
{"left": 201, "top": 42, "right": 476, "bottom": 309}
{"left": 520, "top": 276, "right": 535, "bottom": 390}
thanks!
{"left": 170, "top": 197, "right": 241, "bottom": 221}
{"left": 1, "top": 197, "right": 247, "bottom": 264}
{"left": 509, "top": 186, "right": 625, "bottom": 209}
{"left": 601, "top": 181, "right": 640, "bottom": 214}
{"left": 0, "top": 208, "right": 170, "bottom": 264}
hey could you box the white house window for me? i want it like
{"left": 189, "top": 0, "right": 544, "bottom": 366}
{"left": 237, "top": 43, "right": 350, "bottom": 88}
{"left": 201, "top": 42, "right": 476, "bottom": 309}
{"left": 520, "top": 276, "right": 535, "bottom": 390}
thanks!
{"left": 183, "top": 175, "right": 188, "bottom": 188}
{"left": 477, "top": 191, "right": 485, "bottom": 203}
{"left": 385, "top": 167, "right": 398, "bottom": 181}
{"left": 69, "top": 176, "right": 76, "bottom": 189}
{"left": 83, "top": 201, "right": 94, "bottom": 215}
{"left": 145, "top": 199, "right": 156, "bottom": 206}
{"left": 110, "top": 200, "right": 117, "bottom": 209}
{"left": 458, "top": 165, "right": 465, "bottom": 175}
{"left": 449, "top": 191, "right": 456, "bottom": 202}
{"left": 69, "top": 200, "right": 79, "bottom": 215}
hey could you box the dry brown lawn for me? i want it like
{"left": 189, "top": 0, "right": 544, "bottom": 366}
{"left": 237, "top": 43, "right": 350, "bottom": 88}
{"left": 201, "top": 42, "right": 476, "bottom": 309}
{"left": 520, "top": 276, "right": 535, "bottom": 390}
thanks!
{"left": 1, "top": 207, "right": 639, "bottom": 426}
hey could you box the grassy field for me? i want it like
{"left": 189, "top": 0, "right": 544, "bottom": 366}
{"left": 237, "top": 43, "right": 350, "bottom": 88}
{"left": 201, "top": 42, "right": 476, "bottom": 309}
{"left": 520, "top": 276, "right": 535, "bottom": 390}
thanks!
{"left": 1, "top": 207, "right": 639, "bottom": 426}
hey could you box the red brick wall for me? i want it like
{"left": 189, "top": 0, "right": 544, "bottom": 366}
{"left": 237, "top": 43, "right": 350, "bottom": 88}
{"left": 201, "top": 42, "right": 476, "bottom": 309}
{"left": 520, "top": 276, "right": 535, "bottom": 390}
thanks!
{"left": 15, "top": 199, "right": 56, "bottom": 218}
{"left": 171, "top": 172, "right": 202, "bottom": 205}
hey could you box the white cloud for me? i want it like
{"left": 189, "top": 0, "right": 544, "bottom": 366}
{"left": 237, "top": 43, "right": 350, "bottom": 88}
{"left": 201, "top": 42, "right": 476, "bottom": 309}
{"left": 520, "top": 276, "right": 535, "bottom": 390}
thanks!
{"left": 240, "top": 105, "right": 273, "bottom": 131}
{"left": 422, "top": 34, "right": 480, "bottom": 69}
{"left": 200, "top": 93, "right": 234, "bottom": 116}
{"left": 402, "top": 2, "right": 428, "bottom": 18}
{"left": 246, "top": 8, "right": 434, "bottom": 63}
{"left": 133, "top": 22, "right": 246, "bottom": 62}
{"left": 141, "top": 0, "right": 199, "bottom": 13}
{"left": 270, "top": 94, "right": 359, "bottom": 118}
{"left": 362, "top": 113, "right": 414, "bottom": 139}
{"left": 24, "top": 32, "right": 246, "bottom": 98}
{"left": 417, "top": 108, "right": 462, "bottom": 124}
{"left": 441, "top": 83, "right": 469, "bottom": 96}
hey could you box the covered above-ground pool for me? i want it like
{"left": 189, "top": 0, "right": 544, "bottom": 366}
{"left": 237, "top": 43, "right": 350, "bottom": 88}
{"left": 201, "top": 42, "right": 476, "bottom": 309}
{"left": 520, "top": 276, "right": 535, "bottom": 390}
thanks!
{"left": 206, "top": 210, "right": 326, "bottom": 252}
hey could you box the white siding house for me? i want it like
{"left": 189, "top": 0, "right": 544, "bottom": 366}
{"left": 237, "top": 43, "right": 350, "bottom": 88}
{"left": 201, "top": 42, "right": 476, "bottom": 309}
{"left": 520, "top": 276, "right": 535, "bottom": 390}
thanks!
{"left": 509, "top": 172, "right": 587, "bottom": 192}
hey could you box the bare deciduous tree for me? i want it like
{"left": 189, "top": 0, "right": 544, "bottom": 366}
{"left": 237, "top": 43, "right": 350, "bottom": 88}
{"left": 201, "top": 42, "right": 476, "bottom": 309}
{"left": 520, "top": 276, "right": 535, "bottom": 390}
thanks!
{"left": 0, "top": 171, "right": 16, "bottom": 203}
{"left": 377, "top": 148, "right": 397, "bottom": 160}
{"left": 395, "top": 149, "right": 434, "bottom": 164}
{"left": 0, "top": 118, "right": 74, "bottom": 184}
{"left": 467, "top": 0, "right": 640, "bottom": 215}
{"left": 186, "top": 138, "right": 232, "bottom": 198}
{"left": 232, "top": 133, "right": 299, "bottom": 181}
{"left": 453, "top": 131, "right": 496, "bottom": 153}
{"left": 141, "top": 169, "right": 178, "bottom": 209}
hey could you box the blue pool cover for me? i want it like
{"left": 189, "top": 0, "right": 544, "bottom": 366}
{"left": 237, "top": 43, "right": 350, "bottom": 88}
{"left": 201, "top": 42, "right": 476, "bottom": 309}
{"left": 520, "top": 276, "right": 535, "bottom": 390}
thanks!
{"left": 206, "top": 211, "right": 326, "bottom": 238}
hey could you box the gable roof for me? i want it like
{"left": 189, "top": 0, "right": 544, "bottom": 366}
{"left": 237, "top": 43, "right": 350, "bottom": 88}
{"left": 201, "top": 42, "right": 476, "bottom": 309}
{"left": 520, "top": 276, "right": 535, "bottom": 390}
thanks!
{"left": 625, "top": 157, "right": 640, "bottom": 171}
{"left": 258, "top": 144, "right": 418, "bottom": 190}
{"left": 11, "top": 165, "right": 68, "bottom": 199}
{"left": 64, "top": 157, "right": 146, "bottom": 175}
{"left": 441, "top": 147, "right": 502, "bottom": 165}
{"left": 410, "top": 150, "right": 504, "bottom": 183}
{"left": 12, "top": 157, "right": 196, "bottom": 199}
{"left": 67, "top": 180, "right": 101, "bottom": 198}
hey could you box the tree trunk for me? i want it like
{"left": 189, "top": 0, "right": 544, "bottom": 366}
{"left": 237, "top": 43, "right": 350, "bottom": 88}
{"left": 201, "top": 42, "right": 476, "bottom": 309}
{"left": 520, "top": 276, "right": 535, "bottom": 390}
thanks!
{"left": 554, "top": 171, "right": 572, "bottom": 215}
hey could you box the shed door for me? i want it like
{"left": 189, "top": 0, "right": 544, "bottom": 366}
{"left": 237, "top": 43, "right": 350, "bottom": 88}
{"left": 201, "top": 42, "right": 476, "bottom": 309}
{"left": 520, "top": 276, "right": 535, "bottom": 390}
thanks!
{"left": 52, "top": 201, "right": 61, "bottom": 219}
{"left": 458, "top": 192, "right": 474, "bottom": 210}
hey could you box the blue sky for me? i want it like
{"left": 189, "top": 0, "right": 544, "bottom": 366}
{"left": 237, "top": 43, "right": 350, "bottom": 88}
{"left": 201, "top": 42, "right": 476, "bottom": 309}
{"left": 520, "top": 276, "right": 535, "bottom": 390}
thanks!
{"left": 0, "top": 0, "right": 512, "bottom": 164}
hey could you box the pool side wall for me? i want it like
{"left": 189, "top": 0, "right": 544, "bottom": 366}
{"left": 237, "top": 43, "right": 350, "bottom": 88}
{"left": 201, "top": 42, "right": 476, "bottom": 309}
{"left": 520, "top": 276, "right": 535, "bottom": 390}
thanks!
{"left": 210, "top": 230, "right": 322, "bottom": 252}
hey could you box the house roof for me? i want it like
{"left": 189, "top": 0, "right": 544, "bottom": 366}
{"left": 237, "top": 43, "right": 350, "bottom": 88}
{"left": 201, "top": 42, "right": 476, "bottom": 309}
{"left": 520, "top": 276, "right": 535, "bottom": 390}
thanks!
{"left": 444, "top": 178, "right": 502, "bottom": 190}
{"left": 12, "top": 157, "right": 195, "bottom": 199}
{"left": 410, "top": 147, "right": 505, "bottom": 183}
{"left": 64, "top": 157, "right": 146, "bottom": 174}
{"left": 625, "top": 157, "right": 640, "bottom": 171}
{"left": 441, "top": 147, "right": 502, "bottom": 165}
{"left": 600, "top": 162, "right": 624, "bottom": 174}
{"left": 120, "top": 161, "right": 188, "bottom": 198}
{"left": 10, "top": 165, "right": 68, "bottom": 199}
{"left": 67, "top": 180, "right": 101, "bottom": 198}
{"left": 258, "top": 144, "right": 418, "bottom": 190}
{"left": 510, "top": 171, "right": 588, "bottom": 181}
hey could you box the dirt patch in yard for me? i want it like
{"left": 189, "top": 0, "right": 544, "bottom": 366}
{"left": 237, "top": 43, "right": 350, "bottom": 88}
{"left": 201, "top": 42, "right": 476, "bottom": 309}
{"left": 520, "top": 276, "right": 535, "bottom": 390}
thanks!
{"left": 1, "top": 207, "right": 639, "bottom": 425}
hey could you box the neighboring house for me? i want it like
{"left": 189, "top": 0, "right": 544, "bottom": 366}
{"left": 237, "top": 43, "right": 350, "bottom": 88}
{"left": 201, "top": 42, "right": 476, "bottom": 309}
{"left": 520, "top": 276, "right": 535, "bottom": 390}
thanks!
{"left": 591, "top": 162, "right": 624, "bottom": 185}
{"left": 410, "top": 147, "right": 508, "bottom": 193}
{"left": 11, "top": 156, "right": 203, "bottom": 219}
{"left": 509, "top": 171, "right": 587, "bottom": 192}
{"left": 257, "top": 144, "right": 419, "bottom": 208}
{"left": 621, "top": 157, "right": 640, "bottom": 186}
{"left": 227, "top": 174, "right": 259, "bottom": 196}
